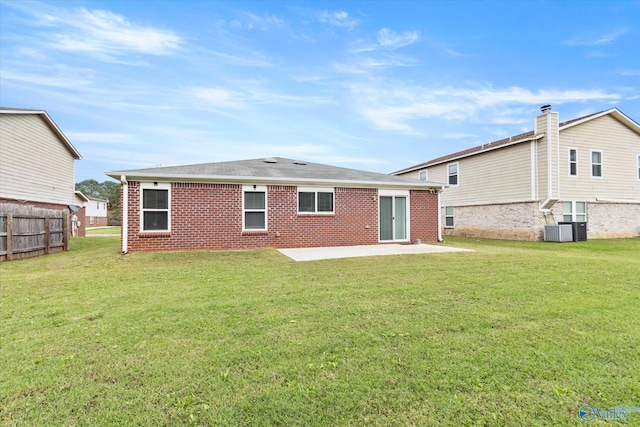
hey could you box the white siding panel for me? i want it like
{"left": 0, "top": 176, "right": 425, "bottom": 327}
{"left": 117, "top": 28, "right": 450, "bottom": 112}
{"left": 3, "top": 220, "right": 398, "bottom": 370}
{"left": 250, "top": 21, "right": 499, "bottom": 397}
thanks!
{"left": 436, "top": 142, "right": 533, "bottom": 206}
{"left": 559, "top": 115, "right": 640, "bottom": 201}
{"left": 0, "top": 114, "right": 77, "bottom": 205}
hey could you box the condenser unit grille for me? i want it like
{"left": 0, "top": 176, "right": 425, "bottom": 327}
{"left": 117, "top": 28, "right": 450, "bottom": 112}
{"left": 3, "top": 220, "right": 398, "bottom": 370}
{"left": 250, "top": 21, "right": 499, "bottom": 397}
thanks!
{"left": 544, "top": 224, "right": 573, "bottom": 242}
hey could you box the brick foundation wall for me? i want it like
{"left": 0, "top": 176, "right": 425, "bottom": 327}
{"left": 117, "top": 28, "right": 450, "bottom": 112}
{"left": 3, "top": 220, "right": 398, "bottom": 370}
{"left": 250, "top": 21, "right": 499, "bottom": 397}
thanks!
{"left": 585, "top": 202, "right": 640, "bottom": 238}
{"left": 441, "top": 200, "right": 640, "bottom": 240}
{"left": 124, "top": 182, "right": 439, "bottom": 252}
{"left": 442, "top": 201, "right": 545, "bottom": 241}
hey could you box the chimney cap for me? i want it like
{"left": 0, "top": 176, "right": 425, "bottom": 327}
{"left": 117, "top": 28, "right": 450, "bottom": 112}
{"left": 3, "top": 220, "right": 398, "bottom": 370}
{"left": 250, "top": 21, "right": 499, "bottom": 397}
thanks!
{"left": 541, "top": 104, "right": 552, "bottom": 113}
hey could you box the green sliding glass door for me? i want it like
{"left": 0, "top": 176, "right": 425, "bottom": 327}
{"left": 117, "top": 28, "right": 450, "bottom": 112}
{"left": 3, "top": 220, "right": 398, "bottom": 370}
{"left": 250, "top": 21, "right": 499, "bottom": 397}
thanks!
{"left": 379, "top": 195, "right": 407, "bottom": 241}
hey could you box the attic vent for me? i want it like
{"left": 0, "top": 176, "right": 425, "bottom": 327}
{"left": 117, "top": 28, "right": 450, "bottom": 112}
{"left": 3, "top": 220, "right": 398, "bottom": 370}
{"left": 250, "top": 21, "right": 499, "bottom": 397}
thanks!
{"left": 263, "top": 157, "right": 278, "bottom": 163}
{"left": 293, "top": 160, "right": 307, "bottom": 165}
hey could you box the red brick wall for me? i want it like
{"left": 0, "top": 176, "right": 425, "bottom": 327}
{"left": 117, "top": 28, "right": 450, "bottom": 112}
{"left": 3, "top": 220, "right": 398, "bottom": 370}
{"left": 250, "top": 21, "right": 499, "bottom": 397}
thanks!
{"left": 124, "top": 182, "right": 439, "bottom": 252}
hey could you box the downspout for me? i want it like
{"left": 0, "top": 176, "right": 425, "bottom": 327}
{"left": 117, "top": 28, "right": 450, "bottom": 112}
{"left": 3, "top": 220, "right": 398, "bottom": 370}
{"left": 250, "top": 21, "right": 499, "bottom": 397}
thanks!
{"left": 120, "top": 175, "right": 128, "bottom": 254}
{"left": 437, "top": 189, "right": 443, "bottom": 242}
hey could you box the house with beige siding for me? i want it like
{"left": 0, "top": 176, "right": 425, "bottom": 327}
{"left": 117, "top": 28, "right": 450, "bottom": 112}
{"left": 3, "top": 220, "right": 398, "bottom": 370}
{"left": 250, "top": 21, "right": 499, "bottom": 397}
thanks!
{"left": 393, "top": 106, "right": 640, "bottom": 240}
{"left": 0, "top": 107, "right": 85, "bottom": 234}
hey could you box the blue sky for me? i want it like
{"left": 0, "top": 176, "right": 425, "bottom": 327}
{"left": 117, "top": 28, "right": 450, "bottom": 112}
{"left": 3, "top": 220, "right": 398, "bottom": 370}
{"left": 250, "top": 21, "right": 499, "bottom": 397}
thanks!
{"left": 1, "top": 0, "right": 639, "bottom": 182}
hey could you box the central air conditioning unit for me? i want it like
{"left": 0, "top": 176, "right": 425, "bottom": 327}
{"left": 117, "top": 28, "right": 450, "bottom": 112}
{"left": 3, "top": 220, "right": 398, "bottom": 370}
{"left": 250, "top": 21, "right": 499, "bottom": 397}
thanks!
{"left": 543, "top": 224, "right": 573, "bottom": 242}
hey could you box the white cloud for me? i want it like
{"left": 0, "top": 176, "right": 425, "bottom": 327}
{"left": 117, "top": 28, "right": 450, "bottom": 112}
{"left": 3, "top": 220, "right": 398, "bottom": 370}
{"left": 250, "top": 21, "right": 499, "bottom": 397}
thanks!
{"left": 317, "top": 10, "right": 359, "bottom": 28}
{"left": 345, "top": 81, "right": 622, "bottom": 133}
{"left": 14, "top": 4, "right": 182, "bottom": 62}
{"left": 563, "top": 28, "right": 627, "bottom": 46}
{"left": 377, "top": 28, "right": 419, "bottom": 49}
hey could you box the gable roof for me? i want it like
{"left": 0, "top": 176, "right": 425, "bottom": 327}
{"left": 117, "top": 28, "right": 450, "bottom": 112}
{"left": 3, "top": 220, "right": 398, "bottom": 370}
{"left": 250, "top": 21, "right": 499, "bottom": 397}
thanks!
{"left": 106, "top": 157, "right": 444, "bottom": 189}
{"left": 391, "top": 107, "right": 640, "bottom": 175}
{"left": 0, "top": 107, "right": 82, "bottom": 159}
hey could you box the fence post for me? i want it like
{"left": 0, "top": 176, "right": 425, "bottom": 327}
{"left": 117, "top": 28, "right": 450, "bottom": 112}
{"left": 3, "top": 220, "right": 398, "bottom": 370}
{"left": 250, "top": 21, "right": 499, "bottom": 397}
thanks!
{"left": 6, "top": 213, "right": 13, "bottom": 262}
{"left": 45, "top": 215, "right": 51, "bottom": 255}
{"left": 63, "top": 210, "right": 70, "bottom": 252}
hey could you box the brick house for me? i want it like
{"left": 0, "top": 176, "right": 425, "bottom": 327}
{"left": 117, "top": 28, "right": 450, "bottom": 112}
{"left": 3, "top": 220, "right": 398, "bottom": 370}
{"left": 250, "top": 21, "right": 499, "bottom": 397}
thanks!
{"left": 106, "top": 157, "right": 444, "bottom": 253}
{"left": 393, "top": 106, "right": 640, "bottom": 240}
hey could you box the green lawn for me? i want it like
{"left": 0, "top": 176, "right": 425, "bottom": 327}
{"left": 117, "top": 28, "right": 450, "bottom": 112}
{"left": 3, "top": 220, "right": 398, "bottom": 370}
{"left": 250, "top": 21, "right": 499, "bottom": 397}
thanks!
{"left": 85, "top": 226, "right": 121, "bottom": 235}
{"left": 1, "top": 237, "right": 639, "bottom": 426}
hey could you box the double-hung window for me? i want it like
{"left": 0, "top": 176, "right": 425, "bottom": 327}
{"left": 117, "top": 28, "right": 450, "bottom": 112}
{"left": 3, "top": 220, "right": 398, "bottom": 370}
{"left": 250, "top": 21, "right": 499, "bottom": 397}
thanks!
{"left": 569, "top": 148, "right": 578, "bottom": 176}
{"left": 448, "top": 163, "right": 458, "bottom": 186}
{"left": 298, "top": 187, "right": 334, "bottom": 214}
{"left": 591, "top": 150, "right": 602, "bottom": 178}
{"left": 445, "top": 206, "right": 454, "bottom": 227}
{"left": 563, "top": 201, "right": 586, "bottom": 222}
{"left": 243, "top": 186, "right": 267, "bottom": 230}
{"left": 141, "top": 183, "right": 170, "bottom": 232}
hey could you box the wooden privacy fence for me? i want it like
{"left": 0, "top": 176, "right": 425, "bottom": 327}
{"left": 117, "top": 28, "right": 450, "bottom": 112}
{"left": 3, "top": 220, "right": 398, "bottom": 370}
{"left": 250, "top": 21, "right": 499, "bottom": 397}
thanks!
{"left": 0, "top": 204, "right": 70, "bottom": 262}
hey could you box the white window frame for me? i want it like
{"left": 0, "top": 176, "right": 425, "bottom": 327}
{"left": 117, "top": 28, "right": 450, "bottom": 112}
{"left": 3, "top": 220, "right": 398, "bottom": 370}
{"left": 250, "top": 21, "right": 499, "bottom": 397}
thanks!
{"left": 378, "top": 189, "right": 410, "bottom": 242}
{"left": 637, "top": 154, "right": 640, "bottom": 181}
{"left": 590, "top": 150, "right": 602, "bottom": 178}
{"left": 418, "top": 170, "right": 427, "bottom": 181}
{"left": 562, "top": 201, "right": 587, "bottom": 222}
{"left": 140, "top": 182, "right": 171, "bottom": 232}
{"left": 297, "top": 187, "right": 335, "bottom": 215}
{"left": 568, "top": 147, "right": 578, "bottom": 177}
{"left": 445, "top": 206, "right": 454, "bottom": 228}
{"left": 447, "top": 162, "right": 459, "bottom": 186}
{"left": 242, "top": 185, "right": 267, "bottom": 231}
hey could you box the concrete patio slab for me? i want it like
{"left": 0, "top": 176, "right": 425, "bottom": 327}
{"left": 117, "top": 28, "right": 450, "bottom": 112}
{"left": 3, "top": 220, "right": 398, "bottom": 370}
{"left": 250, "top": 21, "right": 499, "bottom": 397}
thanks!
{"left": 278, "top": 243, "right": 473, "bottom": 262}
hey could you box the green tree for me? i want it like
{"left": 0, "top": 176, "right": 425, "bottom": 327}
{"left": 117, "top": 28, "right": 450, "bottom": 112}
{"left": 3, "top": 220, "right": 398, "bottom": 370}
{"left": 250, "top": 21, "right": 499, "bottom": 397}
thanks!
{"left": 75, "top": 179, "right": 121, "bottom": 223}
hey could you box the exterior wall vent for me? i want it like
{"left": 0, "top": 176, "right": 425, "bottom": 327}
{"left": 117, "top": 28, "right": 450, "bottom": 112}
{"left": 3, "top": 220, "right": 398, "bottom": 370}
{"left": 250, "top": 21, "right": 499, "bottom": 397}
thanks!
{"left": 293, "top": 160, "right": 307, "bottom": 165}
{"left": 263, "top": 158, "right": 278, "bottom": 163}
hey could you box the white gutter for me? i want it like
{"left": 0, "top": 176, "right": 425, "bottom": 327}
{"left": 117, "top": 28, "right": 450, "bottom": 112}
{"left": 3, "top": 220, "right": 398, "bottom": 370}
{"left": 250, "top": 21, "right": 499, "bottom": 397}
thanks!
{"left": 120, "top": 175, "right": 128, "bottom": 254}
{"left": 437, "top": 190, "right": 443, "bottom": 242}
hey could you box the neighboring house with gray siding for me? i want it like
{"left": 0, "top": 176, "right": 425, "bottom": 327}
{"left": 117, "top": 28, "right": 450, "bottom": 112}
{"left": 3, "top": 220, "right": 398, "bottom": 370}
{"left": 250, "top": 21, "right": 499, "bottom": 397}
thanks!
{"left": 0, "top": 107, "right": 85, "bottom": 234}
{"left": 392, "top": 106, "right": 640, "bottom": 240}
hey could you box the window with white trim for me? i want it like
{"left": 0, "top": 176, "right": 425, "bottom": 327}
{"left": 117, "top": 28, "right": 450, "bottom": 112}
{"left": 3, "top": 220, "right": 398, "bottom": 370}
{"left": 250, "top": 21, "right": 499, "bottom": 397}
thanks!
{"left": 562, "top": 201, "right": 586, "bottom": 222}
{"left": 591, "top": 150, "right": 602, "bottom": 178}
{"left": 419, "top": 170, "right": 427, "bottom": 181}
{"left": 448, "top": 163, "right": 458, "bottom": 186}
{"left": 445, "top": 206, "right": 454, "bottom": 227}
{"left": 298, "top": 187, "right": 334, "bottom": 214}
{"left": 243, "top": 185, "right": 267, "bottom": 230}
{"left": 141, "top": 182, "right": 170, "bottom": 232}
{"left": 569, "top": 148, "right": 578, "bottom": 176}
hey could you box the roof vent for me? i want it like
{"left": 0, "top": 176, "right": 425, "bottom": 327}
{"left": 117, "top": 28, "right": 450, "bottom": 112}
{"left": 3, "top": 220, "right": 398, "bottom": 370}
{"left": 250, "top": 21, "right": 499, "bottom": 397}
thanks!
{"left": 541, "top": 104, "right": 552, "bottom": 114}
{"left": 263, "top": 157, "right": 278, "bottom": 163}
{"left": 293, "top": 160, "right": 307, "bottom": 165}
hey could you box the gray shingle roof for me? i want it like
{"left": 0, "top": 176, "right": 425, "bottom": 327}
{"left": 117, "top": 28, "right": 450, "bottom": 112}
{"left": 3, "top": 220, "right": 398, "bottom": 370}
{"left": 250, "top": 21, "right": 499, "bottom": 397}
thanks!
{"left": 106, "top": 157, "right": 444, "bottom": 189}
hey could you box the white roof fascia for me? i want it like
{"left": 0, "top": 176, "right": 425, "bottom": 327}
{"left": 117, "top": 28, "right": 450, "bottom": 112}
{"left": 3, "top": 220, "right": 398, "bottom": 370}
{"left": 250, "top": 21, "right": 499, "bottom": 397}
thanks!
{"left": 107, "top": 173, "right": 445, "bottom": 190}
{"left": 560, "top": 108, "right": 640, "bottom": 135}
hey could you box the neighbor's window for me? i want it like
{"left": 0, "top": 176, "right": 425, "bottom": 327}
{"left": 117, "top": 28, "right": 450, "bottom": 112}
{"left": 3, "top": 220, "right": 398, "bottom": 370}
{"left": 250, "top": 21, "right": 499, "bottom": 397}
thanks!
{"left": 569, "top": 148, "right": 578, "bottom": 176}
{"left": 298, "top": 187, "right": 334, "bottom": 214}
{"left": 445, "top": 206, "right": 454, "bottom": 227}
{"left": 562, "top": 201, "right": 586, "bottom": 222}
{"left": 243, "top": 185, "right": 267, "bottom": 230}
{"left": 448, "top": 163, "right": 458, "bottom": 186}
{"left": 591, "top": 150, "right": 602, "bottom": 178}
{"left": 141, "top": 183, "right": 170, "bottom": 231}
{"left": 419, "top": 170, "right": 427, "bottom": 181}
